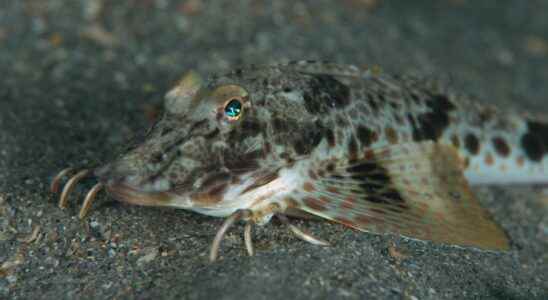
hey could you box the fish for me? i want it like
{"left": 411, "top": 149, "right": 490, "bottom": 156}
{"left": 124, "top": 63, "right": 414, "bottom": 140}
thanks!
{"left": 50, "top": 61, "right": 548, "bottom": 262}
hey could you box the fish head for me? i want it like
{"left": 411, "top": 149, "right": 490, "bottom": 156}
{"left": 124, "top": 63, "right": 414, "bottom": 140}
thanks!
{"left": 93, "top": 64, "right": 342, "bottom": 213}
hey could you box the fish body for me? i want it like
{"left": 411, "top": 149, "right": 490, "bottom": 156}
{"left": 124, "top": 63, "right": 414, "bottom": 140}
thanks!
{"left": 53, "top": 61, "right": 548, "bottom": 260}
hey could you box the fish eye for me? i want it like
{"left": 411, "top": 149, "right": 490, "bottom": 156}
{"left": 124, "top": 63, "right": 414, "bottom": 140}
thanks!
{"left": 224, "top": 98, "right": 243, "bottom": 121}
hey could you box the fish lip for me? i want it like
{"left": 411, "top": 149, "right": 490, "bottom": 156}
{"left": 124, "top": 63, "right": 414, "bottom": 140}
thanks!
{"left": 105, "top": 182, "right": 172, "bottom": 207}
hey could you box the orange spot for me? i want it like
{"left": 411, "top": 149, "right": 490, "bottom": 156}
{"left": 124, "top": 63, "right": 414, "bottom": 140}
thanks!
{"left": 407, "top": 227, "right": 419, "bottom": 237}
{"left": 303, "top": 182, "right": 315, "bottom": 192}
{"left": 434, "top": 212, "right": 445, "bottom": 222}
{"left": 516, "top": 156, "right": 525, "bottom": 167}
{"left": 326, "top": 186, "right": 339, "bottom": 194}
{"left": 355, "top": 214, "right": 371, "bottom": 225}
{"left": 303, "top": 197, "right": 328, "bottom": 211}
{"left": 319, "top": 196, "right": 330, "bottom": 205}
{"left": 334, "top": 217, "right": 355, "bottom": 228}
{"left": 364, "top": 149, "right": 375, "bottom": 160}
{"left": 417, "top": 202, "right": 429, "bottom": 214}
{"left": 422, "top": 226, "right": 433, "bottom": 239}
{"left": 284, "top": 197, "right": 299, "bottom": 208}
{"left": 485, "top": 153, "right": 494, "bottom": 166}
{"left": 379, "top": 149, "right": 391, "bottom": 158}
{"left": 385, "top": 127, "right": 399, "bottom": 144}
{"left": 340, "top": 196, "right": 355, "bottom": 210}
{"left": 49, "top": 33, "right": 63, "bottom": 47}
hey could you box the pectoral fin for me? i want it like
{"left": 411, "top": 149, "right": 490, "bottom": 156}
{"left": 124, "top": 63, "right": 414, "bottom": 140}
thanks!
{"left": 294, "top": 142, "right": 509, "bottom": 250}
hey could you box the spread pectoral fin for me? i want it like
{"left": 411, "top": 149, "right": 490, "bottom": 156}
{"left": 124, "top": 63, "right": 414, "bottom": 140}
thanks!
{"left": 295, "top": 142, "right": 509, "bottom": 250}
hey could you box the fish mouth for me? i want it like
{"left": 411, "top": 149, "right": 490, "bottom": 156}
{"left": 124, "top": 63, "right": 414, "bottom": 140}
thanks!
{"left": 106, "top": 182, "right": 173, "bottom": 207}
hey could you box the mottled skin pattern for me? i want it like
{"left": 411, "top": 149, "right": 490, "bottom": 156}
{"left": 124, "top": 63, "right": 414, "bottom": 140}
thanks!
{"left": 54, "top": 61, "right": 548, "bottom": 258}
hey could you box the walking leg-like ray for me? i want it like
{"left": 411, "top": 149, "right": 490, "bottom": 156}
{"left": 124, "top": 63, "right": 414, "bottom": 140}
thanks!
{"left": 51, "top": 167, "right": 76, "bottom": 194}
{"left": 244, "top": 222, "right": 254, "bottom": 257}
{"left": 59, "top": 169, "right": 90, "bottom": 208}
{"left": 277, "top": 214, "right": 330, "bottom": 246}
{"left": 79, "top": 183, "right": 104, "bottom": 219}
{"left": 209, "top": 209, "right": 252, "bottom": 262}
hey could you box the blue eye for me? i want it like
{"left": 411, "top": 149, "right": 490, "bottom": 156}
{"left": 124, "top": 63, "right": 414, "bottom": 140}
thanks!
{"left": 224, "top": 98, "right": 242, "bottom": 120}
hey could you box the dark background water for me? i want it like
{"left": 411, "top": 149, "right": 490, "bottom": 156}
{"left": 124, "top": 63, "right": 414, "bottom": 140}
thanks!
{"left": 0, "top": 1, "right": 547, "bottom": 299}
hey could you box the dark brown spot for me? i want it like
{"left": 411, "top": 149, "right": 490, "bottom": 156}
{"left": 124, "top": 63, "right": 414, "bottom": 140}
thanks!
{"left": 465, "top": 133, "right": 480, "bottom": 155}
{"left": 522, "top": 133, "right": 543, "bottom": 162}
{"left": 325, "top": 128, "right": 336, "bottom": 147}
{"left": 200, "top": 172, "right": 231, "bottom": 190}
{"left": 451, "top": 134, "right": 460, "bottom": 148}
{"left": 367, "top": 94, "right": 379, "bottom": 113}
{"left": 479, "top": 109, "right": 494, "bottom": 124}
{"left": 356, "top": 125, "right": 376, "bottom": 147}
{"left": 345, "top": 160, "right": 407, "bottom": 207}
{"left": 239, "top": 171, "right": 280, "bottom": 195}
{"left": 363, "top": 149, "right": 375, "bottom": 160}
{"left": 492, "top": 137, "right": 510, "bottom": 157}
{"left": 385, "top": 127, "right": 398, "bottom": 144}
{"left": 294, "top": 121, "right": 325, "bottom": 155}
{"left": 241, "top": 119, "right": 263, "bottom": 137}
{"left": 272, "top": 118, "right": 286, "bottom": 132}
{"left": 263, "top": 141, "right": 272, "bottom": 156}
{"left": 355, "top": 214, "right": 372, "bottom": 225}
{"left": 233, "top": 68, "right": 243, "bottom": 77}
{"left": 521, "top": 121, "right": 548, "bottom": 162}
{"left": 204, "top": 128, "right": 220, "bottom": 139}
{"left": 303, "top": 74, "right": 351, "bottom": 114}
{"left": 225, "top": 152, "right": 261, "bottom": 174}
{"left": 160, "top": 126, "right": 173, "bottom": 137}
{"left": 410, "top": 93, "right": 421, "bottom": 104}
{"left": 208, "top": 183, "right": 229, "bottom": 199}
{"left": 308, "top": 170, "right": 318, "bottom": 180}
{"left": 150, "top": 152, "right": 163, "bottom": 164}
{"left": 348, "top": 136, "right": 358, "bottom": 162}
{"left": 409, "top": 94, "right": 455, "bottom": 142}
